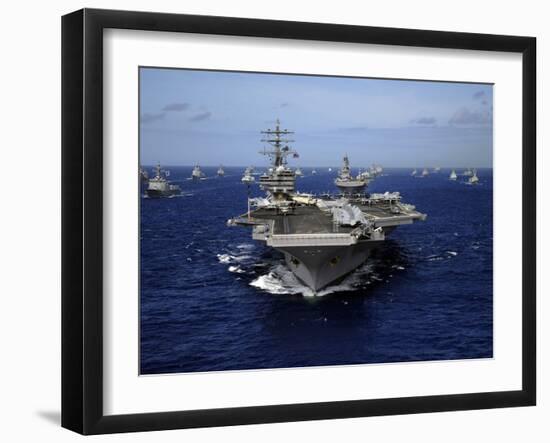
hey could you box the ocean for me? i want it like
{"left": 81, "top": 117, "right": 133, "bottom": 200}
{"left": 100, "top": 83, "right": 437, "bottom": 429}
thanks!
{"left": 140, "top": 167, "right": 493, "bottom": 374}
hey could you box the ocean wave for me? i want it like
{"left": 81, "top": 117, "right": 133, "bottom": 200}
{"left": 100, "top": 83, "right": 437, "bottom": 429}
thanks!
{"left": 425, "top": 250, "right": 458, "bottom": 261}
{"left": 217, "top": 253, "right": 234, "bottom": 264}
{"left": 233, "top": 255, "right": 252, "bottom": 262}
{"left": 426, "top": 254, "right": 445, "bottom": 262}
{"left": 236, "top": 244, "right": 255, "bottom": 250}
{"left": 217, "top": 253, "right": 252, "bottom": 263}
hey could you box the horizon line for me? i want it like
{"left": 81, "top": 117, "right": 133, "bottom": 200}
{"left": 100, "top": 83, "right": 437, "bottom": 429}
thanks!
{"left": 140, "top": 164, "right": 494, "bottom": 169}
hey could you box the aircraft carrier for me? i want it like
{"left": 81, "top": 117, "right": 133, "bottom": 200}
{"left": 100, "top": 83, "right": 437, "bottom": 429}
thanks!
{"left": 228, "top": 120, "right": 426, "bottom": 292}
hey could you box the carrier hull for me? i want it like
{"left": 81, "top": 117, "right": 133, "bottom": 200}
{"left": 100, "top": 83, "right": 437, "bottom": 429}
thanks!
{"left": 277, "top": 241, "right": 380, "bottom": 291}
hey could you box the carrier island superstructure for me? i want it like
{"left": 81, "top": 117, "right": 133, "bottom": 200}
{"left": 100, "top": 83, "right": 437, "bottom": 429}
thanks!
{"left": 228, "top": 120, "right": 426, "bottom": 292}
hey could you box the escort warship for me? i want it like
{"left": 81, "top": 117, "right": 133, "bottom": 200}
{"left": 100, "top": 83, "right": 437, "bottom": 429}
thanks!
{"left": 334, "top": 155, "right": 368, "bottom": 194}
{"left": 468, "top": 169, "right": 479, "bottom": 184}
{"left": 228, "top": 120, "right": 427, "bottom": 292}
{"left": 145, "top": 163, "right": 181, "bottom": 198}
{"left": 191, "top": 165, "right": 204, "bottom": 180}
{"left": 242, "top": 167, "right": 255, "bottom": 183}
{"left": 369, "top": 164, "right": 383, "bottom": 177}
{"left": 357, "top": 168, "right": 373, "bottom": 181}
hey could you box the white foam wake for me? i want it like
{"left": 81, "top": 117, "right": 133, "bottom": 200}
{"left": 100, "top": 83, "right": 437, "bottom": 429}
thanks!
{"left": 250, "top": 265, "right": 312, "bottom": 296}
{"left": 426, "top": 250, "right": 458, "bottom": 261}
{"left": 250, "top": 262, "right": 378, "bottom": 297}
{"left": 217, "top": 253, "right": 234, "bottom": 264}
{"left": 217, "top": 253, "right": 253, "bottom": 263}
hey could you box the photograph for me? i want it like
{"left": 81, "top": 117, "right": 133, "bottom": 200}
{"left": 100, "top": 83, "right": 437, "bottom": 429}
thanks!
{"left": 0, "top": 0, "right": 542, "bottom": 439}
{"left": 139, "top": 67, "right": 494, "bottom": 375}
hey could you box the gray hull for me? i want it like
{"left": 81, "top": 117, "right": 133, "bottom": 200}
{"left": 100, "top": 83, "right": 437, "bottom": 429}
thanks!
{"left": 277, "top": 240, "right": 381, "bottom": 291}
{"left": 145, "top": 189, "right": 181, "bottom": 198}
{"left": 335, "top": 182, "right": 366, "bottom": 193}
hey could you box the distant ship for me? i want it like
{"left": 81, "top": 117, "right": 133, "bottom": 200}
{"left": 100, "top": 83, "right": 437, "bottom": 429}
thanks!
{"left": 295, "top": 167, "right": 303, "bottom": 177}
{"left": 334, "top": 155, "right": 367, "bottom": 194}
{"left": 433, "top": 166, "right": 441, "bottom": 173}
{"left": 328, "top": 167, "right": 333, "bottom": 172}
{"left": 217, "top": 165, "right": 225, "bottom": 177}
{"left": 421, "top": 168, "right": 429, "bottom": 177}
{"left": 228, "top": 120, "right": 426, "bottom": 292}
{"left": 449, "top": 169, "right": 457, "bottom": 181}
{"left": 469, "top": 169, "right": 479, "bottom": 184}
{"left": 242, "top": 167, "right": 255, "bottom": 183}
{"left": 311, "top": 169, "right": 317, "bottom": 175}
{"left": 357, "top": 169, "right": 373, "bottom": 181}
{"left": 411, "top": 169, "right": 417, "bottom": 176}
{"left": 191, "top": 165, "right": 204, "bottom": 180}
{"left": 145, "top": 163, "right": 181, "bottom": 198}
{"left": 463, "top": 168, "right": 473, "bottom": 177}
{"left": 369, "top": 164, "right": 383, "bottom": 177}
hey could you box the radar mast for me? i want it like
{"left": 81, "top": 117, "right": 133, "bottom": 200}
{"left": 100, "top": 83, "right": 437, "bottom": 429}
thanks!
{"left": 259, "top": 118, "right": 298, "bottom": 167}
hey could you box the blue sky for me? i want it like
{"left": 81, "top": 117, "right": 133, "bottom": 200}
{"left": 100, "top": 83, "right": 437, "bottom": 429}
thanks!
{"left": 140, "top": 68, "right": 493, "bottom": 168}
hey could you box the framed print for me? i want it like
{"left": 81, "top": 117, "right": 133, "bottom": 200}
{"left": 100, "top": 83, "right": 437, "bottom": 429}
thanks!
{"left": 61, "top": 8, "right": 536, "bottom": 434}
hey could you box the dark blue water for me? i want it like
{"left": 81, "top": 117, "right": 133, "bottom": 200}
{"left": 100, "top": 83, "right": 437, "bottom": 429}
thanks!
{"left": 140, "top": 167, "right": 493, "bottom": 374}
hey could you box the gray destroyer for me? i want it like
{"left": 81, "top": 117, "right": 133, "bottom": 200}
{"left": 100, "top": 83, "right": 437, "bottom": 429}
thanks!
{"left": 228, "top": 120, "right": 426, "bottom": 292}
{"left": 334, "top": 154, "right": 368, "bottom": 194}
{"left": 145, "top": 163, "right": 181, "bottom": 198}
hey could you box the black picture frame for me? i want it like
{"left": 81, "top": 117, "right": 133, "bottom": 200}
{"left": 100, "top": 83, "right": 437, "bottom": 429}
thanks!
{"left": 62, "top": 8, "right": 536, "bottom": 435}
